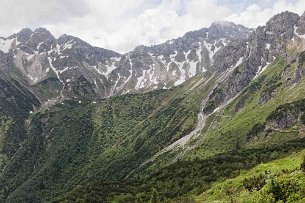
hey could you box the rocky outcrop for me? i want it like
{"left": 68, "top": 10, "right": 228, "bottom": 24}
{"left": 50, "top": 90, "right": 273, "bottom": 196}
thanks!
{"left": 246, "top": 99, "right": 305, "bottom": 142}
{"left": 269, "top": 110, "right": 298, "bottom": 129}
{"left": 267, "top": 99, "right": 305, "bottom": 129}
{"left": 296, "top": 12, "right": 305, "bottom": 35}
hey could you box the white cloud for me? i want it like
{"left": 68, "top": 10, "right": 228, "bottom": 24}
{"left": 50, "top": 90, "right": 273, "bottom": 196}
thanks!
{"left": 45, "top": 0, "right": 232, "bottom": 53}
{"left": 0, "top": 0, "right": 88, "bottom": 35}
{"left": 0, "top": 0, "right": 304, "bottom": 53}
{"left": 225, "top": 0, "right": 305, "bottom": 28}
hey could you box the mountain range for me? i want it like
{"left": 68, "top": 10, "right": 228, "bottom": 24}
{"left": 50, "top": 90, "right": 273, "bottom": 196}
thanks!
{"left": 0, "top": 20, "right": 252, "bottom": 103}
{"left": 0, "top": 10, "right": 305, "bottom": 203}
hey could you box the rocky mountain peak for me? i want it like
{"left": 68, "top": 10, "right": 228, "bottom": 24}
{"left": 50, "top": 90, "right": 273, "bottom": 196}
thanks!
{"left": 132, "top": 45, "right": 149, "bottom": 55}
{"left": 6, "top": 27, "right": 56, "bottom": 54}
{"left": 208, "top": 21, "right": 252, "bottom": 40}
{"left": 297, "top": 12, "right": 305, "bottom": 35}
{"left": 56, "top": 34, "right": 120, "bottom": 58}
{"left": 34, "top": 27, "right": 53, "bottom": 35}
{"left": 203, "top": 10, "right": 305, "bottom": 115}
{"left": 301, "top": 11, "right": 305, "bottom": 20}
{"left": 30, "top": 28, "right": 55, "bottom": 52}
{"left": 32, "top": 27, "right": 54, "bottom": 40}
{"left": 58, "top": 34, "right": 89, "bottom": 47}
{"left": 210, "top": 21, "right": 236, "bottom": 27}
{"left": 265, "top": 11, "right": 299, "bottom": 34}
{"left": 0, "top": 19, "right": 253, "bottom": 101}
{"left": 15, "top": 28, "right": 33, "bottom": 43}
{"left": 58, "top": 34, "right": 75, "bottom": 45}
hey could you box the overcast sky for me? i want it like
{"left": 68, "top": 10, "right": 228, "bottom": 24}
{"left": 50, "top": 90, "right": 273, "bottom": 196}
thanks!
{"left": 0, "top": 0, "right": 304, "bottom": 53}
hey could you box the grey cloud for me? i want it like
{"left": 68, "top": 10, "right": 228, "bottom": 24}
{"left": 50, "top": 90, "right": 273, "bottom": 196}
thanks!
{"left": 0, "top": 0, "right": 304, "bottom": 53}
{"left": 0, "top": 0, "right": 89, "bottom": 36}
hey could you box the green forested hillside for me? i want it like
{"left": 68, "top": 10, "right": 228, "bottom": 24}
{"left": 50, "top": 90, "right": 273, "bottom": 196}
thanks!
{"left": 0, "top": 76, "right": 205, "bottom": 202}
{"left": 1, "top": 50, "right": 305, "bottom": 203}
{"left": 43, "top": 53, "right": 305, "bottom": 202}
{"left": 0, "top": 78, "right": 40, "bottom": 170}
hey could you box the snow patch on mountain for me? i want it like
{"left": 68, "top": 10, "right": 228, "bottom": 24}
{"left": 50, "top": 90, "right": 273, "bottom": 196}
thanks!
{"left": 188, "top": 61, "right": 198, "bottom": 76}
{"left": 254, "top": 62, "right": 271, "bottom": 79}
{"left": 266, "top": 43, "right": 271, "bottom": 49}
{"left": 294, "top": 25, "right": 305, "bottom": 39}
{"left": 48, "top": 57, "right": 61, "bottom": 82}
{"left": 136, "top": 69, "right": 148, "bottom": 89}
{"left": 62, "top": 40, "right": 75, "bottom": 51}
{"left": 104, "top": 62, "right": 117, "bottom": 76}
{"left": 0, "top": 38, "right": 14, "bottom": 53}
{"left": 58, "top": 66, "right": 79, "bottom": 74}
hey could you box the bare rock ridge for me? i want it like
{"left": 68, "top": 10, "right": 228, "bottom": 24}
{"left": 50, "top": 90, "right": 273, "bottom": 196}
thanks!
{"left": 0, "top": 20, "right": 252, "bottom": 104}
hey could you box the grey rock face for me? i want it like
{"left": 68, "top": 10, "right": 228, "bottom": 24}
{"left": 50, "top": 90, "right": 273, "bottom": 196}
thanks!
{"left": 209, "top": 21, "right": 251, "bottom": 40}
{"left": 15, "top": 28, "right": 55, "bottom": 54}
{"left": 266, "top": 11, "right": 299, "bottom": 38}
{"left": 15, "top": 28, "right": 33, "bottom": 43}
{"left": 267, "top": 108, "right": 299, "bottom": 129}
{"left": 0, "top": 21, "right": 252, "bottom": 103}
{"left": 297, "top": 12, "right": 305, "bottom": 35}
{"left": 203, "top": 11, "right": 305, "bottom": 114}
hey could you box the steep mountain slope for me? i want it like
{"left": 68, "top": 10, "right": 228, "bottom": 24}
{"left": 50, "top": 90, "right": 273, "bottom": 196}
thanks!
{"left": 138, "top": 11, "right": 305, "bottom": 171}
{"left": 0, "top": 76, "right": 205, "bottom": 202}
{"left": 0, "top": 10, "right": 305, "bottom": 203}
{"left": 0, "top": 77, "right": 40, "bottom": 170}
{"left": 53, "top": 11, "right": 305, "bottom": 202}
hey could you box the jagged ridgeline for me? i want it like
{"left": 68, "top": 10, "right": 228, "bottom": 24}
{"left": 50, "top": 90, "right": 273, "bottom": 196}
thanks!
{"left": 0, "top": 11, "right": 305, "bottom": 202}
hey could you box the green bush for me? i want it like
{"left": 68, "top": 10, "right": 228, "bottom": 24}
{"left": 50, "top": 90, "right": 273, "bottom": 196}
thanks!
{"left": 300, "top": 155, "right": 305, "bottom": 172}
{"left": 267, "top": 99, "right": 305, "bottom": 121}
{"left": 150, "top": 188, "right": 160, "bottom": 203}
{"left": 246, "top": 123, "right": 265, "bottom": 140}
{"left": 301, "top": 114, "right": 305, "bottom": 125}
{"left": 268, "top": 179, "right": 301, "bottom": 202}
{"left": 299, "top": 51, "right": 305, "bottom": 64}
{"left": 243, "top": 174, "right": 266, "bottom": 192}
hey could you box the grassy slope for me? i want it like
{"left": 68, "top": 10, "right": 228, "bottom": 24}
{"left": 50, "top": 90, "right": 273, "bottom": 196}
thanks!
{"left": 196, "top": 150, "right": 305, "bottom": 203}
{"left": 187, "top": 57, "right": 305, "bottom": 160}
{"left": 188, "top": 52, "right": 305, "bottom": 202}
{"left": 136, "top": 56, "right": 305, "bottom": 182}
{"left": 0, "top": 78, "right": 40, "bottom": 168}
{"left": 100, "top": 54, "right": 305, "bottom": 202}
{"left": 55, "top": 138, "right": 305, "bottom": 203}
{"left": 50, "top": 54, "right": 305, "bottom": 202}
